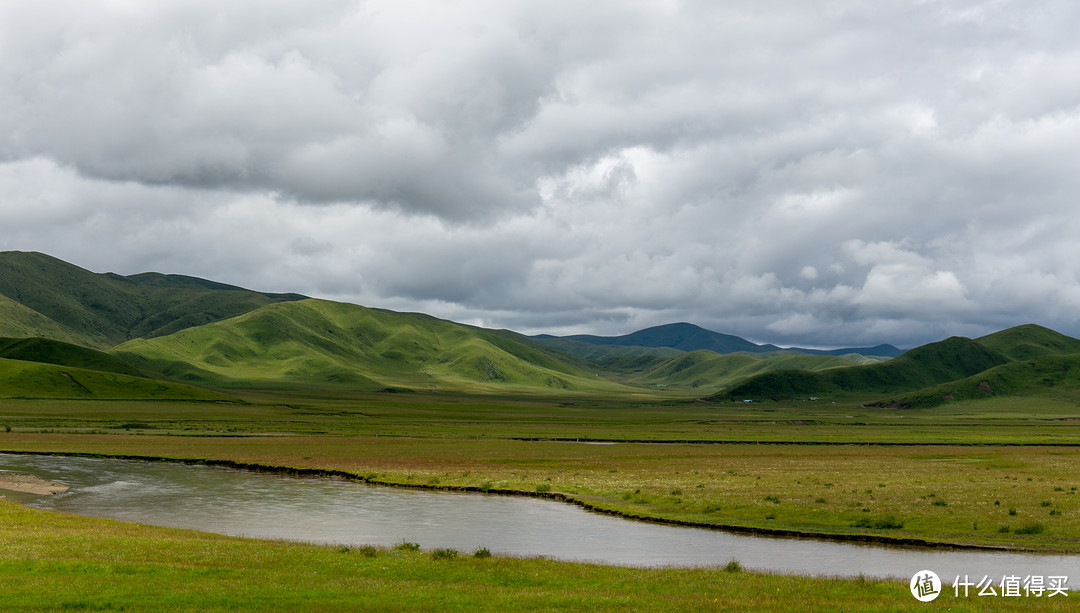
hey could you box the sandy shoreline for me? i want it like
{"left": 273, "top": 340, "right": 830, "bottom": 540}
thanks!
{"left": 0, "top": 472, "right": 69, "bottom": 495}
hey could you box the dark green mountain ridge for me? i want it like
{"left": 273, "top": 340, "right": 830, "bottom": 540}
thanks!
{"left": 534, "top": 322, "right": 903, "bottom": 358}
{"left": 0, "top": 251, "right": 305, "bottom": 348}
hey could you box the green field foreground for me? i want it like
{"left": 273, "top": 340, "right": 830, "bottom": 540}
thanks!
{"left": 2, "top": 392, "right": 1079, "bottom": 610}
{"left": 0, "top": 499, "right": 1071, "bottom": 612}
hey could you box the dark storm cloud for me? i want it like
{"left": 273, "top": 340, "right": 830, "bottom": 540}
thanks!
{"left": 4, "top": 1, "right": 1080, "bottom": 347}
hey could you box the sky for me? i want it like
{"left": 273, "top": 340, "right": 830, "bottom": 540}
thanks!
{"left": 3, "top": 0, "right": 1080, "bottom": 349}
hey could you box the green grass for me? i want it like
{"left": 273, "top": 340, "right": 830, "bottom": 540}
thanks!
{"left": 2, "top": 390, "right": 1080, "bottom": 552}
{"left": 0, "top": 250, "right": 304, "bottom": 348}
{"left": 0, "top": 499, "right": 1060, "bottom": 612}
{"left": 619, "top": 350, "right": 873, "bottom": 392}
{"left": 0, "top": 359, "right": 236, "bottom": 401}
{"left": 715, "top": 336, "right": 1012, "bottom": 400}
{"left": 114, "top": 299, "right": 638, "bottom": 394}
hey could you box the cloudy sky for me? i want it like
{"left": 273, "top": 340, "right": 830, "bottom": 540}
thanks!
{"left": 3, "top": 1, "right": 1080, "bottom": 348}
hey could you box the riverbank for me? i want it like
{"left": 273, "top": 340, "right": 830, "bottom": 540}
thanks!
{"left": 2, "top": 436, "right": 1079, "bottom": 554}
{"left": 0, "top": 498, "right": 1067, "bottom": 612}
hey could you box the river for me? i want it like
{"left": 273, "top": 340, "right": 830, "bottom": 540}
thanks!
{"left": 1, "top": 453, "right": 1076, "bottom": 587}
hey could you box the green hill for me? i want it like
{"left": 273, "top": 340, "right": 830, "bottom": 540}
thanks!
{"left": 874, "top": 354, "right": 1080, "bottom": 409}
{"left": 0, "top": 337, "right": 149, "bottom": 378}
{"left": 711, "top": 336, "right": 1011, "bottom": 400}
{"left": 0, "top": 358, "right": 233, "bottom": 400}
{"left": 622, "top": 350, "right": 867, "bottom": 391}
{"left": 114, "top": 299, "right": 634, "bottom": 394}
{"left": 0, "top": 294, "right": 92, "bottom": 345}
{"left": 0, "top": 251, "right": 306, "bottom": 348}
{"left": 976, "top": 324, "right": 1080, "bottom": 361}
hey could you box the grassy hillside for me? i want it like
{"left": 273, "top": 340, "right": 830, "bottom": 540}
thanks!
{"left": 114, "top": 299, "right": 635, "bottom": 394}
{"left": 622, "top": 351, "right": 866, "bottom": 391}
{"left": 976, "top": 323, "right": 1080, "bottom": 360}
{"left": 0, "top": 293, "right": 94, "bottom": 346}
{"left": 874, "top": 353, "right": 1080, "bottom": 409}
{"left": 712, "top": 336, "right": 1010, "bottom": 400}
{"left": 0, "top": 358, "right": 233, "bottom": 400}
{"left": 0, "top": 251, "right": 305, "bottom": 348}
{"left": 0, "top": 337, "right": 149, "bottom": 378}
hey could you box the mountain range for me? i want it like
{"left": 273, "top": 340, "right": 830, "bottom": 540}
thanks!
{"left": 2, "top": 250, "right": 1080, "bottom": 408}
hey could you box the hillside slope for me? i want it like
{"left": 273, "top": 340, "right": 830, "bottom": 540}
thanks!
{"left": 623, "top": 350, "right": 872, "bottom": 390}
{"left": 0, "top": 358, "right": 233, "bottom": 400}
{"left": 0, "top": 337, "right": 149, "bottom": 378}
{"left": 976, "top": 324, "right": 1080, "bottom": 361}
{"left": 711, "top": 336, "right": 1011, "bottom": 400}
{"left": 0, "top": 251, "right": 305, "bottom": 348}
{"left": 114, "top": 299, "right": 633, "bottom": 393}
{"left": 873, "top": 354, "right": 1080, "bottom": 409}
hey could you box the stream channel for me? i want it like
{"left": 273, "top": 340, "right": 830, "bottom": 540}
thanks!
{"left": 1, "top": 452, "right": 1077, "bottom": 586}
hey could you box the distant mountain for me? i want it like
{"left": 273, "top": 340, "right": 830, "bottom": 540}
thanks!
{"left": 533, "top": 322, "right": 903, "bottom": 358}
{"left": 0, "top": 251, "right": 306, "bottom": 348}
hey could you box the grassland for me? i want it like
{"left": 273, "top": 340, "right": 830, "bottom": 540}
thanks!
{"left": 2, "top": 391, "right": 1080, "bottom": 610}
{"left": 8, "top": 499, "right": 1049, "bottom": 613}
{"left": 2, "top": 391, "right": 1079, "bottom": 553}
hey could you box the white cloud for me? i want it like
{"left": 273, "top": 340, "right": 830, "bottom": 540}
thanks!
{"left": 3, "top": 1, "right": 1080, "bottom": 347}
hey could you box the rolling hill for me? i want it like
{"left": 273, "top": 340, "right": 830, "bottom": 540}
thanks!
{"left": 0, "top": 251, "right": 306, "bottom": 348}
{"left": 0, "top": 358, "right": 234, "bottom": 401}
{"left": 625, "top": 350, "right": 885, "bottom": 390}
{"left": 4, "top": 251, "right": 1080, "bottom": 402}
{"left": 710, "top": 336, "right": 1011, "bottom": 400}
{"left": 113, "top": 299, "right": 631, "bottom": 394}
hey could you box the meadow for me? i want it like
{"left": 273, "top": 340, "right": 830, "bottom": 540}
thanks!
{"left": 2, "top": 391, "right": 1079, "bottom": 555}
{"left": 6, "top": 497, "right": 1052, "bottom": 612}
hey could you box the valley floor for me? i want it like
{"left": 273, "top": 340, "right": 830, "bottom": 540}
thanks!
{"left": 1, "top": 391, "right": 1079, "bottom": 610}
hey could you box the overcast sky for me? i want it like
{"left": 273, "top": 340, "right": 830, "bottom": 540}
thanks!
{"left": 3, "top": 1, "right": 1080, "bottom": 348}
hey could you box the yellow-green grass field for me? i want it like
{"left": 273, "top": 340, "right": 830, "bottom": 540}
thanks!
{"left": 1, "top": 390, "right": 1079, "bottom": 610}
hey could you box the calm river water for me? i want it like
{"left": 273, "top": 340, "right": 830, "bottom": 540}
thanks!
{"left": 1, "top": 453, "right": 1077, "bottom": 586}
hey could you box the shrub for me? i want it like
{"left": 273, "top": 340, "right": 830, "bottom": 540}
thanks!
{"left": 853, "top": 515, "right": 904, "bottom": 530}
{"left": 932, "top": 500, "right": 948, "bottom": 507}
{"left": 723, "top": 560, "right": 742, "bottom": 573}
{"left": 1014, "top": 523, "right": 1044, "bottom": 535}
{"left": 473, "top": 547, "right": 491, "bottom": 559}
{"left": 1008, "top": 507, "right": 1018, "bottom": 516}
{"left": 358, "top": 545, "right": 379, "bottom": 557}
{"left": 763, "top": 495, "right": 780, "bottom": 504}
{"left": 394, "top": 541, "right": 420, "bottom": 552}
{"left": 432, "top": 548, "right": 458, "bottom": 560}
